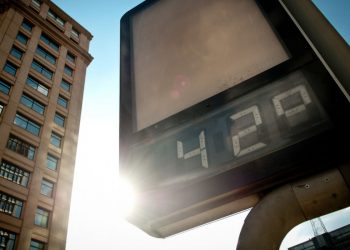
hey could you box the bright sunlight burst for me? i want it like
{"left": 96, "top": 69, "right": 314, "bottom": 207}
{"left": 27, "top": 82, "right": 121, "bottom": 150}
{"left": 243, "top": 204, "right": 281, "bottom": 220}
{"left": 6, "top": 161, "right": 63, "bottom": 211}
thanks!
{"left": 118, "top": 178, "right": 137, "bottom": 217}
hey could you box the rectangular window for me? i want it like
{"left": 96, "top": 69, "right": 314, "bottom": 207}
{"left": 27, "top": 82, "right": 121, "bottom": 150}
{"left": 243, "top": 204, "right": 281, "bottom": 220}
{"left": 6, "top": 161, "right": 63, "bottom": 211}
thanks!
{"left": 30, "top": 240, "right": 45, "bottom": 250}
{"left": 3, "top": 61, "right": 18, "bottom": 76}
{"left": 14, "top": 113, "right": 41, "bottom": 136}
{"left": 20, "top": 94, "right": 45, "bottom": 115}
{"left": 36, "top": 45, "right": 56, "bottom": 65}
{"left": 35, "top": 208, "right": 49, "bottom": 227}
{"left": 26, "top": 76, "right": 49, "bottom": 96}
{"left": 0, "top": 103, "right": 4, "bottom": 115}
{"left": 60, "top": 79, "right": 71, "bottom": 92}
{"left": 0, "top": 228, "right": 16, "bottom": 250}
{"left": 46, "top": 154, "right": 58, "bottom": 171}
{"left": 40, "top": 33, "right": 60, "bottom": 51}
{"left": 16, "top": 32, "right": 28, "bottom": 45}
{"left": 10, "top": 46, "right": 24, "bottom": 60}
{"left": 0, "top": 160, "right": 30, "bottom": 187}
{"left": 31, "top": 60, "right": 53, "bottom": 80}
{"left": 22, "top": 19, "right": 33, "bottom": 32}
{"left": 48, "top": 9, "right": 65, "bottom": 27}
{"left": 64, "top": 65, "right": 73, "bottom": 77}
{"left": 54, "top": 112, "right": 65, "bottom": 127}
{"left": 0, "top": 191, "right": 23, "bottom": 218}
{"left": 0, "top": 79, "right": 11, "bottom": 95}
{"left": 40, "top": 179, "right": 54, "bottom": 197}
{"left": 57, "top": 95, "right": 68, "bottom": 108}
{"left": 50, "top": 132, "right": 62, "bottom": 148}
{"left": 71, "top": 28, "right": 79, "bottom": 39}
{"left": 66, "top": 52, "right": 76, "bottom": 63}
{"left": 7, "top": 134, "right": 36, "bottom": 160}
{"left": 31, "top": 0, "right": 41, "bottom": 9}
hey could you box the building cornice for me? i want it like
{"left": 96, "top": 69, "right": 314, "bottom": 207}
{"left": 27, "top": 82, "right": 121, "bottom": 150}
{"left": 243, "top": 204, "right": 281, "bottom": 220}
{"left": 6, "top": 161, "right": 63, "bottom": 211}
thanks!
{"left": 12, "top": 1, "right": 93, "bottom": 65}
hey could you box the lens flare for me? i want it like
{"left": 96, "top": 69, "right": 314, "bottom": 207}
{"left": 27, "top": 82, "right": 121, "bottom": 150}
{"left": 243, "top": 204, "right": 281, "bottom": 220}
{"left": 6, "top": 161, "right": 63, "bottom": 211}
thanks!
{"left": 118, "top": 178, "right": 136, "bottom": 217}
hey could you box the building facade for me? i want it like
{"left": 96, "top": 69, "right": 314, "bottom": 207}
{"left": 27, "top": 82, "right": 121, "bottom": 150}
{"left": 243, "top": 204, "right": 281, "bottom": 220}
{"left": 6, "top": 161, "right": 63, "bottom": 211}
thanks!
{"left": 0, "top": 0, "right": 93, "bottom": 249}
{"left": 289, "top": 224, "right": 350, "bottom": 250}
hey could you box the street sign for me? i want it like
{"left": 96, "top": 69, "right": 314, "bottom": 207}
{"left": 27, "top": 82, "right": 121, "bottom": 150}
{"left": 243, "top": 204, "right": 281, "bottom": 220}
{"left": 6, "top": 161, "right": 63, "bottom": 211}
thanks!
{"left": 120, "top": 0, "right": 350, "bottom": 237}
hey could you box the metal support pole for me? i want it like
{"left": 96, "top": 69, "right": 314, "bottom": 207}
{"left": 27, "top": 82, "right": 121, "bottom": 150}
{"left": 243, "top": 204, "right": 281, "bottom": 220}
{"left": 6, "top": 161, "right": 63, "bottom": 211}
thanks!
{"left": 237, "top": 168, "right": 350, "bottom": 250}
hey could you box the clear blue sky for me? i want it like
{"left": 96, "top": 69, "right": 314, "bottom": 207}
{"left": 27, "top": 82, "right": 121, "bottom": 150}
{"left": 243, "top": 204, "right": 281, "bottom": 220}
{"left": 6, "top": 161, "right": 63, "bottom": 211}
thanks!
{"left": 50, "top": 1, "right": 350, "bottom": 249}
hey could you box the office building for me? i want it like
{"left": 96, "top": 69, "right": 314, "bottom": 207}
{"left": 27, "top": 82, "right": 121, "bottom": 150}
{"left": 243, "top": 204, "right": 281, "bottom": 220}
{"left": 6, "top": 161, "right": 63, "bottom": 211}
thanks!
{"left": 289, "top": 224, "right": 350, "bottom": 250}
{"left": 0, "top": 0, "right": 93, "bottom": 248}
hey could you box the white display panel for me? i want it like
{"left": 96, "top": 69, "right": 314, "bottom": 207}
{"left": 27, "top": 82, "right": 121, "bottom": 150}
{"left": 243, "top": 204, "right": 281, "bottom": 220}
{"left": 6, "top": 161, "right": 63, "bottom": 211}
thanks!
{"left": 132, "top": 0, "right": 290, "bottom": 131}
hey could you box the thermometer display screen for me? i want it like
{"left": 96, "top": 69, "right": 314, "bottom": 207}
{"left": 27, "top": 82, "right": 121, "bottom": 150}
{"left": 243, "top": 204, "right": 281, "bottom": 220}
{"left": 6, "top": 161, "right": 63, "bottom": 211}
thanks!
{"left": 128, "top": 71, "right": 329, "bottom": 188}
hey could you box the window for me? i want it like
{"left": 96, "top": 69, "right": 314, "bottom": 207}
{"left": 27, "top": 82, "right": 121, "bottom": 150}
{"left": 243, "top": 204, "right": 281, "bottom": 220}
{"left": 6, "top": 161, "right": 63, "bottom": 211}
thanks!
{"left": 35, "top": 208, "right": 49, "bottom": 227}
{"left": 66, "top": 52, "right": 76, "bottom": 63}
{"left": 16, "top": 32, "right": 28, "bottom": 45}
{"left": 64, "top": 65, "right": 73, "bottom": 77}
{"left": 31, "top": 0, "right": 41, "bottom": 9}
{"left": 47, "top": 9, "right": 65, "bottom": 27}
{"left": 36, "top": 45, "right": 56, "bottom": 64}
{"left": 40, "top": 179, "right": 54, "bottom": 197}
{"left": 26, "top": 76, "right": 49, "bottom": 96}
{"left": 21, "top": 19, "right": 33, "bottom": 32}
{"left": 10, "top": 46, "right": 24, "bottom": 60}
{"left": 0, "top": 103, "right": 4, "bottom": 115}
{"left": 50, "top": 132, "right": 62, "bottom": 148}
{"left": 60, "top": 79, "right": 71, "bottom": 92}
{"left": 54, "top": 112, "right": 65, "bottom": 127}
{"left": 14, "top": 113, "right": 41, "bottom": 136}
{"left": 40, "top": 33, "right": 60, "bottom": 51}
{"left": 71, "top": 28, "right": 79, "bottom": 39}
{"left": 30, "top": 240, "right": 45, "bottom": 250}
{"left": 31, "top": 60, "right": 53, "bottom": 80}
{"left": 7, "top": 134, "right": 36, "bottom": 160}
{"left": 0, "top": 79, "right": 11, "bottom": 95}
{"left": 20, "top": 94, "right": 45, "bottom": 115}
{"left": 47, "top": 154, "right": 58, "bottom": 171}
{"left": 0, "top": 228, "right": 16, "bottom": 250}
{"left": 3, "top": 61, "right": 18, "bottom": 76}
{"left": 57, "top": 95, "right": 68, "bottom": 108}
{"left": 0, "top": 160, "right": 30, "bottom": 187}
{"left": 0, "top": 192, "right": 23, "bottom": 218}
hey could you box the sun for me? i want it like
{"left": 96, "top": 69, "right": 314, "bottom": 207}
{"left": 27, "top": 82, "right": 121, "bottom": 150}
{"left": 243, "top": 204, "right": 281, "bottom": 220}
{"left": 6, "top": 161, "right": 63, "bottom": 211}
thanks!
{"left": 118, "top": 178, "right": 136, "bottom": 217}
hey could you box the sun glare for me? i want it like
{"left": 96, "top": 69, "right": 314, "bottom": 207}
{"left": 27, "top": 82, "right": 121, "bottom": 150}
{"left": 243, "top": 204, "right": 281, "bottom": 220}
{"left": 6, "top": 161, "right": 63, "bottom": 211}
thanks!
{"left": 118, "top": 178, "right": 136, "bottom": 217}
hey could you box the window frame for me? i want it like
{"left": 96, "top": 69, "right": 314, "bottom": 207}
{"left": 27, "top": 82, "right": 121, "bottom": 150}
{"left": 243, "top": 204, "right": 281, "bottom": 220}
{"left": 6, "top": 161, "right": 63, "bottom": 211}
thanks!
{"left": 50, "top": 132, "right": 62, "bottom": 148}
{"left": 40, "top": 179, "right": 54, "bottom": 197}
{"left": 21, "top": 19, "right": 33, "bottom": 32}
{"left": 46, "top": 154, "right": 58, "bottom": 171}
{"left": 0, "top": 78, "right": 11, "bottom": 95}
{"left": 20, "top": 93, "right": 45, "bottom": 115}
{"left": 10, "top": 46, "right": 24, "bottom": 60}
{"left": 0, "top": 191, "right": 23, "bottom": 218}
{"left": 0, "top": 103, "right": 4, "bottom": 115}
{"left": 14, "top": 113, "right": 41, "bottom": 136}
{"left": 0, "top": 160, "right": 30, "bottom": 187}
{"left": 54, "top": 112, "right": 65, "bottom": 127}
{"left": 30, "top": 239, "right": 45, "bottom": 250}
{"left": 16, "top": 32, "right": 28, "bottom": 45}
{"left": 3, "top": 61, "right": 18, "bottom": 76}
{"left": 26, "top": 75, "right": 49, "bottom": 96}
{"left": 47, "top": 9, "right": 65, "bottom": 27}
{"left": 7, "top": 134, "right": 36, "bottom": 160}
{"left": 64, "top": 65, "right": 73, "bottom": 77}
{"left": 34, "top": 207, "right": 49, "bottom": 228}
{"left": 40, "top": 33, "right": 60, "bottom": 52}
{"left": 0, "top": 228, "right": 16, "bottom": 250}
{"left": 36, "top": 45, "right": 56, "bottom": 65}
{"left": 31, "top": 60, "right": 53, "bottom": 80}
{"left": 60, "top": 79, "right": 71, "bottom": 92}
{"left": 57, "top": 95, "right": 68, "bottom": 108}
{"left": 66, "top": 52, "right": 76, "bottom": 63}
